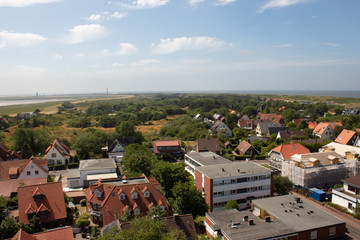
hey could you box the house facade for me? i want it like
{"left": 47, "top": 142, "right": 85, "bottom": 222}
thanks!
{"left": 211, "top": 121, "right": 232, "bottom": 137}
{"left": 153, "top": 140, "right": 182, "bottom": 157}
{"left": 0, "top": 158, "right": 48, "bottom": 180}
{"left": 332, "top": 175, "right": 360, "bottom": 214}
{"left": 313, "top": 122, "right": 343, "bottom": 140}
{"left": 0, "top": 143, "right": 20, "bottom": 161}
{"left": 44, "top": 138, "right": 70, "bottom": 165}
{"left": 17, "top": 182, "right": 67, "bottom": 228}
{"left": 194, "top": 161, "right": 272, "bottom": 211}
{"left": 84, "top": 175, "right": 170, "bottom": 226}
{"left": 107, "top": 137, "right": 134, "bottom": 163}
{"left": 235, "top": 140, "right": 259, "bottom": 156}
{"left": 268, "top": 143, "right": 310, "bottom": 171}
{"left": 335, "top": 129, "right": 360, "bottom": 146}
{"left": 196, "top": 138, "right": 220, "bottom": 154}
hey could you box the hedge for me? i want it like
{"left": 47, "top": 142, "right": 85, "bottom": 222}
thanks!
{"left": 48, "top": 164, "right": 66, "bottom": 170}
{"left": 68, "top": 162, "right": 79, "bottom": 169}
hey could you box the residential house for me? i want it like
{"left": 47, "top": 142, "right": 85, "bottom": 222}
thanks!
{"left": 268, "top": 143, "right": 310, "bottom": 171}
{"left": 292, "top": 119, "right": 306, "bottom": 126}
{"left": 342, "top": 109, "right": 360, "bottom": 115}
{"left": 184, "top": 152, "right": 231, "bottom": 177}
{"left": 107, "top": 137, "right": 134, "bottom": 163}
{"left": 335, "top": 129, "right": 360, "bottom": 146}
{"left": 0, "top": 142, "right": 20, "bottom": 161}
{"left": 10, "top": 227, "right": 74, "bottom": 240}
{"left": 307, "top": 121, "right": 318, "bottom": 130}
{"left": 0, "top": 178, "right": 47, "bottom": 198}
{"left": 194, "top": 161, "right": 272, "bottom": 211}
{"left": 313, "top": 122, "right": 343, "bottom": 140}
{"left": 205, "top": 195, "right": 346, "bottom": 240}
{"left": 44, "top": 138, "right": 70, "bottom": 165}
{"left": 321, "top": 142, "right": 360, "bottom": 160}
{"left": 247, "top": 136, "right": 268, "bottom": 144}
{"left": 196, "top": 138, "right": 220, "bottom": 154}
{"left": 235, "top": 140, "right": 260, "bottom": 156}
{"left": 256, "top": 121, "right": 287, "bottom": 137}
{"left": 0, "top": 158, "right": 48, "bottom": 180}
{"left": 239, "top": 115, "right": 250, "bottom": 121}
{"left": 282, "top": 151, "right": 356, "bottom": 188}
{"left": 211, "top": 121, "right": 232, "bottom": 137}
{"left": 258, "top": 113, "right": 284, "bottom": 125}
{"left": 332, "top": 175, "right": 360, "bottom": 214}
{"left": 237, "top": 119, "right": 259, "bottom": 130}
{"left": 67, "top": 158, "right": 117, "bottom": 188}
{"left": 18, "top": 182, "right": 67, "bottom": 228}
{"left": 101, "top": 214, "right": 196, "bottom": 239}
{"left": 276, "top": 130, "right": 305, "bottom": 141}
{"left": 84, "top": 175, "right": 170, "bottom": 226}
{"left": 153, "top": 140, "right": 182, "bottom": 157}
{"left": 224, "top": 141, "right": 232, "bottom": 150}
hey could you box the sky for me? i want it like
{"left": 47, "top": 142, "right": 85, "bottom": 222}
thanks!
{"left": 0, "top": 0, "right": 360, "bottom": 95}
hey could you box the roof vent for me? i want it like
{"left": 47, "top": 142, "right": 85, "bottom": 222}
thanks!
{"left": 122, "top": 179, "right": 128, "bottom": 184}
{"left": 222, "top": 168, "right": 225, "bottom": 172}
{"left": 248, "top": 219, "right": 254, "bottom": 225}
{"left": 265, "top": 216, "right": 271, "bottom": 222}
{"left": 243, "top": 215, "right": 248, "bottom": 222}
{"left": 238, "top": 169, "right": 240, "bottom": 173}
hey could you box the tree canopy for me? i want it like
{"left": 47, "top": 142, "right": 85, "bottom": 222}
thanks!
{"left": 122, "top": 144, "right": 156, "bottom": 177}
{"left": 273, "top": 175, "right": 293, "bottom": 195}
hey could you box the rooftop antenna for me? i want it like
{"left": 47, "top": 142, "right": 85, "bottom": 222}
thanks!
{"left": 106, "top": 88, "right": 109, "bottom": 95}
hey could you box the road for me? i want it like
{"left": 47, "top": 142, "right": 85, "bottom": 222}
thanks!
{"left": 291, "top": 191, "right": 360, "bottom": 240}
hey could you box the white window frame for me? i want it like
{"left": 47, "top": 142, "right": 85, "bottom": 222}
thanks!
{"left": 134, "top": 208, "right": 140, "bottom": 215}
{"left": 310, "top": 230, "right": 317, "bottom": 240}
{"left": 144, "top": 191, "right": 150, "bottom": 198}
{"left": 329, "top": 227, "right": 336, "bottom": 236}
{"left": 119, "top": 193, "right": 125, "bottom": 200}
{"left": 132, "top": 191, "right": 138, "bottom": 199}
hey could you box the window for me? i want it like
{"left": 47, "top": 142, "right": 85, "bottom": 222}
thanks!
{"left": 134, "top": 208, "right": 140, "bottom": 215}
{"left": 310, "top": 231, "right": 317, "bottom": 240}
{"left": 27, "top": 171, "right": 31, "bottom": 176}
{"left": 56, "top": 160, "right": 62, "bottom": 164}
{"left": 95, "top": 190, "right": 102, "bottom": 198}
{"left": 132, "top": 192, "right": 138, "bottom": 199}
{"left": 144, "top": 191, "right": 150, "bottom": 198}
{"left": 348, "top": 202, "right": 353, "bottom": 209}
{"left": 112, "top": 192, "right": 115, "bottom": 197}
{"left": 329, "top": 227, "right": 336, "bottom": 236}
{"left": 119, "top": 193, "right": 125, "bottom": 200}
{"left": 237, "top": 177, "right": 247, "bottom": 183}
{"left": 35, "top": 170, "right": 39, "bottom": 175}
{"left": 51, "top": 153, "right": 56, "bottom": 157}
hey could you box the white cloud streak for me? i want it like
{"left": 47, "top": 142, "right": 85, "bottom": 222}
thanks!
{"left": 65, "top": 24, "right": 108, "bottom": 44}
{"left": 52, "top": 54, "right": 62, "bottom": 60}
{"left": 0, "top": 31, "right": 46, "bottom": 49}
{"left": 260, "top": 0, "right": 310, "bottom": 12}
{"left": 152, "top": 36, "right": 227, "bottom": 54}
{"left": 273, "top": 43, "right": 292, "bottom": 48}
{"left": 216, "top": 0, "right": 236, "bottom": 6}
{"left": 116, "top": 0, "right": 169, "bottom": 9}
{"left": 117, "top": 43, "right": 138, "bottom": 55}
{"left": 0, "top": 0, "right": 60, "bottom": 7}
{"left": 188, "top": 0, "right": 205, "bottom": 7}
{"left": 86, "top": 12, "right": 128, "bottom": 21}
{"left": 325, "top": 42, "right": 339, "bottom": 47}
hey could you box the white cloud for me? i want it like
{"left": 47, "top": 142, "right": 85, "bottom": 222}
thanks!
{"left": 237, "top": 49, "right": 252, "bottom": 55}
{"left": 113, "top": 62, "right": 124, "bottom": 67}
{"left": 117, "top": 43, "right": 138, "bottom": 56}
{"left": 0, "top": 0, "right": 60, "bottom": 7}
{"left": 260, "top": 0, "right": 310, "bottom": 12}
{"left": 0, "top": 31, "right": 46, "bottom": 49}
{"left": 117, "top": 0, "right": 169, "bottom": 9}
{"left": 273, "top": 43, "right": 292, "bottom": 48}
{"left": 130, "top": 59, "right": 160, "bottom": 67}
{"left": 101, "top": 49, "right": 109, "bottom": 56}
{"left": 216, "top": 0, "right": 236, "bottom": 6}
{"left": 52, "top": 54, "right": 62, "bottom": 60}
{"left": 152, "top": 36, "right": 227, "bottom": 54}
{"left": 188, "top": 0, "right": 206, "bottom": 7}
{"left": 86, "top": 12, "right": 128, "bottom": 21}
{"left": 325, "top": 42, "right": 339, "bottom": 47}
{"left": 65, "top": 24, "right": 108, "bottom": 44}
{"left": 75, "top": 53, "right": 84, "bottom": 57}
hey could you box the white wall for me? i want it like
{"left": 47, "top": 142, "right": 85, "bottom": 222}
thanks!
{"left": 18, "top": 162, "right": 48, "bottom": 179}
{"left": 45, "top": 147, "right": 67, "bottom": 165}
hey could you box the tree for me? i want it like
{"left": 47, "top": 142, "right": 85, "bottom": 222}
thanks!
{"left": 273, "top": 175, "right": 293, "bottom": 195}
{"left": 332, "top": 125, "right": 344, "bottom": 139}
{"left": 226, "top": 113, "right": 239, "bottom": 130}
{"left": 122, "top": 144, "right": 156, "bottom": 176}
{"left": 170, "top": 182, "right": 209, "bottom": 218}
{"left": 116, "top": 121, "right": 144, "bottom": 144}
{"left": 225, "top": 200, "right": 239, "bottom": 210}
{"left": 91, "top": 225, "right": 101, "bottom": 240}
{"left": 75, "top": 213, "right": 90, "bottom": 228}
{"left": 19, "top": 216, "right": 43, "bottom": 234}
{"left": 99, "top": 215, "right": 186, "bottom": 240}
{"left": 286, "top": 121, "right": 297, "bottom": 129}
{"left": 282, "top": 109, "right": 300, "bottom": 123}
{"left": 241, "top": 106, "right": 258, "bottom": 118}
{"left": 13, "top": 128, "right": 51, "bottom": 156}
{"left": 0, "top": 196, "right": 9, "bottom": 221}
{"left": 0, "top": 217, "right": 19, "bottom": 239}
{"left": 151, "top": 161, "right": 190, "bottom": 198}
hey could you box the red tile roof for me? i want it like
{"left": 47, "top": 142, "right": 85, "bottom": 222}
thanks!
{"left": 307, "top": 121, "right": 318, "bottom": 130}
{"left": 292, "top": 119, "right": 306, "bottom": 125}
{"left": 11, "top": 227, "right": 73, "bottom": 240}
{"left": 0, "top": 178, "right": 47, "bottom": 198}
{"left": 258, "top": 113, "right": 283, "bottom": 123}
{"left": 0, "top": 159, "right": 48, "bottom": 180}
{"left": 313, "top": 122, "right": 343, "bottom": 136}
{"left": 237, "top": 140, "right": 256, "bottom": 155}
{"left": 153, "top": 140, "right": 181, "bottom": 154}
{"left": 335, "top": 129, "right": 357, "bottom": 145}
{"left": 45, "top": 138, "right": 70, "bottom": 158}
{"left": 85, "top": 176, "right": 170, "bottom": 226}
{"left": 17, "top": 182, "right": 66, "bottom": 224}
{"left": 0, "top": 143, "right": 21, "bottom": 161}
{"left": 196, "top": 138, "right": 220, "bottom": 152}
{"left": 270, "top": 143, "right": 310, "bottom": 160}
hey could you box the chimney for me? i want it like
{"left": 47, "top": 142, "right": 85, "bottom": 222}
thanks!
{"left": 238, "top": 169, "right": 240, "bottom": 173}
{"left": 222, "top": 168, "right": 225, "bottom": 172}
{"left": 265, "top": 216, "right": 271, "bottom": 222}
{"left": 248, "top": 219, "right": 254, "bottom": 225}
{"left": 243, "top": 215, "right": 248, "bottom": 222}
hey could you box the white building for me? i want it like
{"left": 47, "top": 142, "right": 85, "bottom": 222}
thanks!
{"left": 44, "top": 138, "right": 71, "bottom": 165}
{"left": 67, "top": 158, "right": 117, "bottom": 188}
{"left": 184, "top": 152, "right": 231, "bottom": 177}
{"left": 194, "top": 161, "right": 272, "bottom": 211}
{"left": 332, "top": 175, "right": 360, "bottom": 214}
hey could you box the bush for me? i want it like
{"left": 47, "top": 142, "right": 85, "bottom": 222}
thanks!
{"left": 234, "top": 155, "right": 252, "bottom": 160}
{"left": 48, "top": 164, "right": 66, "bottom": 171}
{"left": 68, "top": 162, "right": 79, "bottom": 169}
{"left": 254, "top": 155, "right": 267, "bottom": 160}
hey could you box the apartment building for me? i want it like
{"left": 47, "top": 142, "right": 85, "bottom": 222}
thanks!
{"left": 184, "top": 152, "right": 231, "bottom": 177}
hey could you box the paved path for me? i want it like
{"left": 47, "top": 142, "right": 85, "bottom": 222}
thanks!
{"left": 291, "top": 191, "right": 360, "bottom": 240}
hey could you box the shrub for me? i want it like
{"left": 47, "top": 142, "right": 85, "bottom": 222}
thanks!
{"left": 48, "top": 164, "right": 66, "bottom": 171}
{"left": 68, "top": 162, "right": 79, "bottom": 169}
{"left": 80, "top": 199, "right": 86, "bottom": 207}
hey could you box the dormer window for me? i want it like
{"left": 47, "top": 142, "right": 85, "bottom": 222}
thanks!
{"left": 33, "top": 194, "right": 44, "bottom": 201}
{"left": 95, "top": 189, "right": 102, "bottom": 198}
{"left": 160, "top": 205, "right": 166, "bottom": 211}
{"left": 134, "top": 208, "right": 140, "bottom": 215}
{"left": 132, "top": 191, "right": 138, "bottom": 199}
{"left": 144, "top": 190, "right": 150, "bottom": 198}
{"left": 119, "top": 193, "right": 125, "bottom": 200}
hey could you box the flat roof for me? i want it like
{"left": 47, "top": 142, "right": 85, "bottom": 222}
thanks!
{"left": 196, "top": 161, "right": 271, "bottom": 179}
{"left": 207, "top": 209, "right": 297, "bottom": 240}
{"left": 67, "top": 169, "right": 80, "bottom": 179}
{"left": 79, "top": 158, "right": 116, "bottom": 171}
{"left": 186, "top": 152, "right": 231, "bottom": 166}
{"left": 86, "top": 173, "right": 118, "bottom": 181}
{"left": 253, "top": 195, "right": 345, "bottom": 232}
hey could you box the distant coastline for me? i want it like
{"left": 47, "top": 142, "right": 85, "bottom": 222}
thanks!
{"left": 0, "top": 98, "right": 71, "bottom": 107}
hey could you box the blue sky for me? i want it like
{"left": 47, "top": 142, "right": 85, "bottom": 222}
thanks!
{"left": 0, "top": 0, "right": 359, "bottom": 95}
